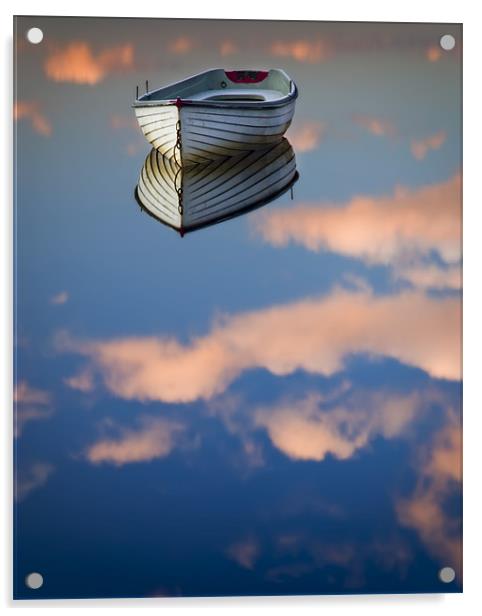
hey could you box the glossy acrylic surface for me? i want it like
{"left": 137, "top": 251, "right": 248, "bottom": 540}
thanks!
{"left": 14, "top": 17, "right": 462, "bottom": 599}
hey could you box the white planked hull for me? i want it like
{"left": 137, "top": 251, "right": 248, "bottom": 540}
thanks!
{"left": 134, "top": 105, "right": 178, "bottom": 160}
{"left": 134, "top": 100, "right": 296, "bottom": 166}
{"left": 135, "top": 149, "right": 182, "bottom": 228}
{"left": 180, "top": 101, "right": 296, "bottom": 165}
{"left": 135, "top": 138, "right": 298, "bottom": 234}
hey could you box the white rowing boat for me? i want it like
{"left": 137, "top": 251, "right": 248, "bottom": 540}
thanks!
{"left": 133, "top": 68, "right": 298, "bottom": 167}
{"left": 135, "top": 137, "right": 298, "bottom": 234}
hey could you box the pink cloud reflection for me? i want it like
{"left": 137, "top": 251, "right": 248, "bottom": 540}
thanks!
{"left": 44, "top": 41, "right": 134, "bottom": 84}
{"left": 58, "top": 286, "right": 460, "bottom": 407}
{"left": 253, "top": 174, "right": 461, "bottom": 287}
{"left": 14, "top": 101, "right": 52, "bottom": 136}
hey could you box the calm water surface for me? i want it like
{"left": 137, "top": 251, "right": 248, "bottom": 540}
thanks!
{"left": 14, "top": 17, "right": 462, "bottom": 598}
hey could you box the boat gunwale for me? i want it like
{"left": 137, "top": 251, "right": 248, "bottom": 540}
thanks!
{"left": 132, "top": 86, "right": 297, "bottom": 110}
{"left": 132, "top": 68, "right": 298, "bottom": 110}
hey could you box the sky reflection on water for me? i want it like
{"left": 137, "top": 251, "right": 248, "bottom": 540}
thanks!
{"left": 14, "top": 16, "right": 462, "bottom": 599}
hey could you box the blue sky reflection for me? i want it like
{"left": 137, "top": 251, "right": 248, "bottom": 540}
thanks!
{"left": 14, "top": 16, "right": 462, "bottom": 599}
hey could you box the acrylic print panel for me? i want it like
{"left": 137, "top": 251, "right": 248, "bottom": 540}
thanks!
{"left": 13, "top": 16, "right": 462, "bottom": 599}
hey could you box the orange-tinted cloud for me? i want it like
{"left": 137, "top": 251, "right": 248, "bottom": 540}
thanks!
{"left": 286, "top": 121, "right": 326, "bottom": 152}
{"left": 226, "top": 537, "right": 260, "bottom": 569}
{"left": 352, "top": 114, "right": 396, "bottom": 138}
{"left": 44, "top": 42, "right": 134, "bottom": 85}
{"left": 14, "top": 381, "right": 53, "bottom": 437}
{"left": 410, "top": 131, "right": 446, "bottom": 160}
{"left": 64, "top": 369, "right": 94, "bottom": 393}
{"left": 426, "top": 45, "right": 442, "bottom": 62}
{"left": 219, "top": 40, "right": 238, "bottom": 56}
{"left": 14, "top": 381, "right": 50, "bottom": 406}
{"left": 254, "top": 390, "right": 432, "bottom": 462}
{"left": 16, "top": 462, "right": 54, "bottom": 502}
{"left": 396, "top": 418, "right": 462, "bottom": 574}
{"left": 58, "top": 286, "right": 460, "bottom": 407}
{"left": 14, "top": 101, "right": 52, "bottom": 136}
{"left": 253, "top": 174, "right": 461, "bottom": 272}
{"left": 50, "top": 290, "right": 69, "bottom": 305}
{"left": 270, "top": 39, "right": 332, "bottom": 63}
{"left": 86, "top": 416, "right": 184, "bottom": 466}
{"left": 396, "top": 263, "right": 461, "bottom": 290}
{"left": 168, "top": 36, "right": 194, "bottom": 54}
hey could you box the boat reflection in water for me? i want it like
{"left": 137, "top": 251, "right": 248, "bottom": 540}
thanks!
{"left": 134, "top": 138, "right": 298, "bottom": 235}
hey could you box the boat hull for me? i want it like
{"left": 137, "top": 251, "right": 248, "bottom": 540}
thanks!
{"left": 134, "top": 100, "right": 296, "bottom": 166}
{"left": 135, "top": 138, "right": 298, "bottom": 234}
{"left": 134, "top": 105, "right": 179, "bottom": 160}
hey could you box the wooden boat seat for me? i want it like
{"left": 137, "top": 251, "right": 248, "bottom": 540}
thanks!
{"left": 188, "top": 88, "right": 282, "bottom": 102}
